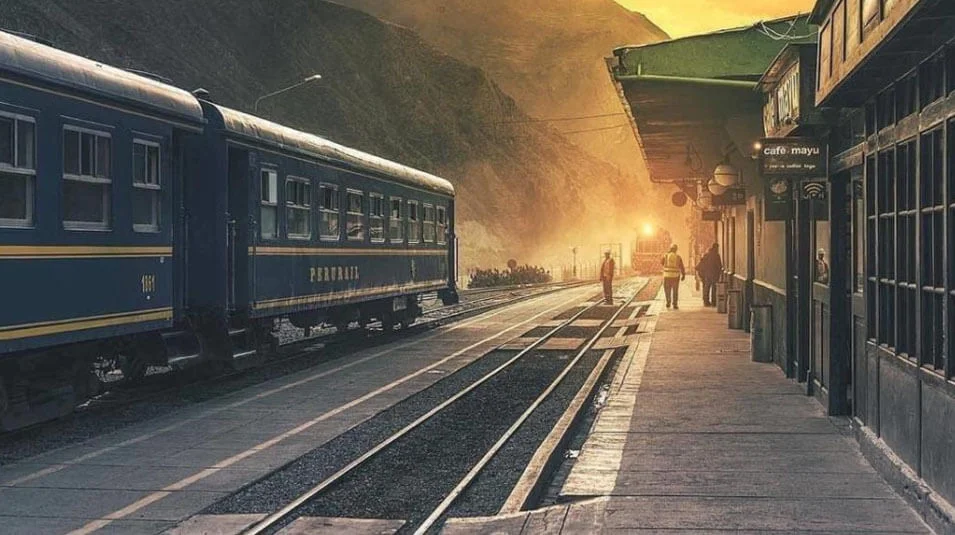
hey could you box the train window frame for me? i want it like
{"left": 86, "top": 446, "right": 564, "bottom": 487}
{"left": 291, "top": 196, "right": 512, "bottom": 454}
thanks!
{"left": 407, "top": 200, "right": 420, "bottom": 244}
{"left": 131, "top": 139, "right": 161, "bottom": 233}
{"left": 369, "top": 192, "right": 385, "bottom": 243}
{"left": 423, "top": 203, "right": 436, "bottom": 243}
{"left": 285, "top": 176, "right": 312, "bottom": 240}
{"left": 319, "top": 182, "right": 341, "bottom": 242}
{"left": 260, "top": 168, "right": 279, "bottom": 240}
{"left": 389, "top": 196, "right": 404, "bottom": 243}
{"left": 0, "top": 112, "right": 36, "bottom": 228}
{"left": 436, "top": 206, "right": 447, "bottom": 245}
{"left": 62, "top": 125, "right": 112, "bottom": 231}
{"left": 346, "top": 189, "right": 365, "bottom": 242}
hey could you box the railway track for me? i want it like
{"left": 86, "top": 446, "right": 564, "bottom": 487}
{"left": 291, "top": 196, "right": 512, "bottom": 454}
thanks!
{"left": 206, "top": 278, "right": 648, "bottom": 534}
{"left": 0, "top": 279, "right": 597, "bottom": 458}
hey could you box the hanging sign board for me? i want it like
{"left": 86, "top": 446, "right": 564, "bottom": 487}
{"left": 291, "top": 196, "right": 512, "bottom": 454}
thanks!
{"left": 712, "top": 188, "right": 746, "bottom": 206}
{"left": 764, "top": 177, "right": 792, "bottom": 220}
{"left": 759, "top": 137, "right": 827, "bottom": 177}
{"left": 702, "top": 210, "right": 722, "bottom": 221}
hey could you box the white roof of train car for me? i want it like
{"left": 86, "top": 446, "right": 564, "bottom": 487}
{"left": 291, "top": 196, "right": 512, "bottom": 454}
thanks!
{"left": 0, "top": 30, "right": 204, "bottom": 123}
{"left": 208, "top": 103, "right": 455, "bottom": 197}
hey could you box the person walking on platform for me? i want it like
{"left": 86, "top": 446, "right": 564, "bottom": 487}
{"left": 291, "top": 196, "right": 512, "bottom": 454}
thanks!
{"left": 661, "top": 244, "right": 685, "bottom": 309}
{"left": 600, "top": 251, "right": 615, "bottom": 304}
{"left": 696, "top": 243, "right": 722, "bottom": 307}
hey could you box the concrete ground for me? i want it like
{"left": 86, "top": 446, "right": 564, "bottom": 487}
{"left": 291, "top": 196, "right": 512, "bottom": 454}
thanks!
{"left": 444, "top": 282, "right": 933, "bottom": 534}
{"left": 0, "top": 285, "right": 599, "bottom": 535}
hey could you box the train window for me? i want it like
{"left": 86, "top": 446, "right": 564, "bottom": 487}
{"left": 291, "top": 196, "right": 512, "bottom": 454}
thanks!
{"left": 63, "top": 126, "right": 111, "bottom": 229}
{"left": 0, "top": 113, "right": 35, "bottom": 227}
{"left": 437, "top": 206, "right": 447, "bottom": 245}
{"left": 407, "top": 200, "right": 420, "bottom": 243}
{"left": 132, "top": 140, "right": 161, "bottom": 232}
{"left": 369, "top": 193, "right": 385, "bottom": 243}
{"left": 286, "top": 176, "right": 312, "bottom": 239}
{"left": 260, "top": 169, "right": 278, "bottom": 239}
{"left": 389, "top": 197, "right": 404, "bottom": 243}
{"left": 346, "top": 190, "right": 365, "bottom": 241}
{"left": 319, "top": 184, "right": 340, "bottom": 241}
{"left": 423, "top": 204, "right": 436, "bottom": 243}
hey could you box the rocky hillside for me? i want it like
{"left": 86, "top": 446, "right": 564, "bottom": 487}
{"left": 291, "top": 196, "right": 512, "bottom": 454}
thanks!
{"left": 332, "top": 0, "right": 669, "bottom": 175}
{"left": 2, "top": 0, "right": 647, "bottom": 268}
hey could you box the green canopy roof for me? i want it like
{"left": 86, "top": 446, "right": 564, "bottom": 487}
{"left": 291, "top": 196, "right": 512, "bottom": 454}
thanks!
{"left": 613, "top": 15, "right": 816, "bottom": 82}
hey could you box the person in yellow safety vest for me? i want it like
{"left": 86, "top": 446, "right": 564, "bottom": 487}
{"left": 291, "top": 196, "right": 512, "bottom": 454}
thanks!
{"left": 600, "top": 251, "right": 615, "bottom": 305}
{"left": 661, "top": 244, "right": 686, "bottom": 309}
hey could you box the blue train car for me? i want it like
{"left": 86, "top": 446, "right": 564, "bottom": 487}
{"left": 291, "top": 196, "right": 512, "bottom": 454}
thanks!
{"left": 185, "top": 102, "right": 457, "bottom": 364}
{"left": 0, "top": 30, "right": 458, "bottom": 431}
{"left": 0, "top": 31, "right": 205, "bottom": 429}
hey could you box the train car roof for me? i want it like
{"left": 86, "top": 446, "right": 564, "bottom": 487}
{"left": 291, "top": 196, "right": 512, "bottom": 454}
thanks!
{"left": 205, "top": 102, "right": 455, "bottom": 197}
{"left": 0, "top": 30, "right": 204, "bottom": 124}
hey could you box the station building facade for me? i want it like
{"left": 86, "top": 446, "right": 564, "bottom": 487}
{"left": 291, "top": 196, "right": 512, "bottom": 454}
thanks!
{"left": 809, "top": 0, "right": 955, "bottom": 526}
{"left": 610, "top": 2, "right": 955, "bottom": 529}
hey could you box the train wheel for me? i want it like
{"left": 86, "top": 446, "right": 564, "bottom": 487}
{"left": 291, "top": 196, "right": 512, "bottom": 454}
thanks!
{"left": 94, "top": 355, "right": 122, "bottom": 384}
{"left": 0, "top": 378, "right": 8, "bottom": 417}
{"left": 120, "top": 354, "right": 148, "bottom": 383}
{"left": 73, "top": 366, "right": 100, "bottom": 402}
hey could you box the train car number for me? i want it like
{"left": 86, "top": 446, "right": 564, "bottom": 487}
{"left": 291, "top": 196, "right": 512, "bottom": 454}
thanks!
{"left": 141, "top": 274, "right": 157, "bottom": 294}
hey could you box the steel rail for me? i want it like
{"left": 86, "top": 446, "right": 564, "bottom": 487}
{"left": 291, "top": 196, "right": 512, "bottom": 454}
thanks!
{"left": 240, "top": 289, "right": 612, "bottom": 535}
{"left": 5, "top": 281, "right": 598, "bottom": 442}
{"left": 413, "top": 283, "right": 641, "bottom": 534}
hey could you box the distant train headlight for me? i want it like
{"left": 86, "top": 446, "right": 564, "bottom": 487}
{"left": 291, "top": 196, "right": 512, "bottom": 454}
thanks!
{"left": 642, "top": 223, "right": 654, "bottom": 237}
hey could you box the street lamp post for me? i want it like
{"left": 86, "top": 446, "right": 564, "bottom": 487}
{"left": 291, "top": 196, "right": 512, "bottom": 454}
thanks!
{"left": 253, "top": 74, "right": 323, "bottom": 113}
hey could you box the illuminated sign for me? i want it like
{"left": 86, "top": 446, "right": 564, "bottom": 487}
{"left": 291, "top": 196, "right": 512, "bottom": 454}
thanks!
{"left": 776, "top": 64, "right": 800, "bottom": 127}
{"left": 763, "top": 64, "right": 800, "bottom": 136}
{"left": 759, "top": 137, "right": 827, "bottom": 177}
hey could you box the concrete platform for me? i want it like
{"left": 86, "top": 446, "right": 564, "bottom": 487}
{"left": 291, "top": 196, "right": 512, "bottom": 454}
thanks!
{"left": 443, "top": 282, "right": 932, "bottom": 534}
{"left": 0, "top": 286, "right": 599, "bottom": 535}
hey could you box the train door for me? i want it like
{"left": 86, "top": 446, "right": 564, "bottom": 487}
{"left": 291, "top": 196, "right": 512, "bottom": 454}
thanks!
{"left": 227, "top": 147, "right": 251, "bottom": 315}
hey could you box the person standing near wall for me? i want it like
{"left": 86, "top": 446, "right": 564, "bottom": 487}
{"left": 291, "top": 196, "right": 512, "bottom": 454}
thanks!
{"left": 696, "top": 243, "right": 723, "bottom": 307}
{"left": 662, "top": 244, "right": 686, "bottom": 309}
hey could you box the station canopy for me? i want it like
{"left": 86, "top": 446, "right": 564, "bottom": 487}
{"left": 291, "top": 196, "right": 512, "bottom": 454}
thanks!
{"left": 609, "top": 16, "right": 816, "bottom": 184}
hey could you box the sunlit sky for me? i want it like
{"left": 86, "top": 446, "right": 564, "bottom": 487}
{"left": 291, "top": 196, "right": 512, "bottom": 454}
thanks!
{"left": 615, "top": 0, "right": 816, "bottom": 38}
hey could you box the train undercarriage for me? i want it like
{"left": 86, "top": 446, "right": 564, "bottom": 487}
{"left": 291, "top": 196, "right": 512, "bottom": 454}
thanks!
{"left": 0, "top": 292, "right": 445, "bottom": 432}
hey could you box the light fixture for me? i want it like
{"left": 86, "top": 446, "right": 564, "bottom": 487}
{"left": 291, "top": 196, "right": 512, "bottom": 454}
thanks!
{"left": 713, "top": 163, "right": 739, "bottom": 188}
{"left": 707, "top": 180, "right": 728, "bottom": 196}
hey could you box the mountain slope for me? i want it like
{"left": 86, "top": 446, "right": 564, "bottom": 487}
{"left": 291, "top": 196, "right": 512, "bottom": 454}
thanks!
{"left": 2, "top": 0, "right": 642, "bottom": 267}
{"left": 332, "top": 0, "right": 669, "bottom": 174}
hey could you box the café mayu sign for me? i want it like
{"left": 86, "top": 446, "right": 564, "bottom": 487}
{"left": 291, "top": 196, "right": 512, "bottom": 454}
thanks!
{"left": 758, "top": 138, "right": 827, "bottom": 177}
